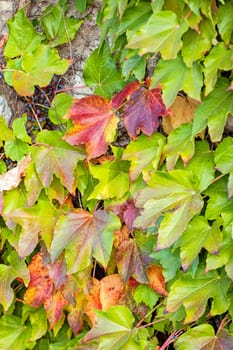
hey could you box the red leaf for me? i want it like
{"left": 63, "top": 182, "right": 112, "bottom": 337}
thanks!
{"left": 24, "top": 253, "right": 53, "bottom": 307}
{"left": 112, "top": 81, "right": 141, "bottom": 109}
{"left": 63, "top": 95, "right": 118, "bottom": 159}
{"left": 44, "top": 290, "right": 68, "bottom": 329}
{"left": 122, "top": 86, "right": 167, "bottom": 138}
{"left": 147, "top": 265, "right": 167, "bottom": 296}
{"left": 108, "top": 199, "right": 138, "bottom": 228}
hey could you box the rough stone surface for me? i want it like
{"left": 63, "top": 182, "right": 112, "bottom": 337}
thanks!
{"left": 0, "top": 95, "right": 12, "bottom": 123}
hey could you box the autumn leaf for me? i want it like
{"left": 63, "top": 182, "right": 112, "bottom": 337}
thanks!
{"left": 44, "top": 290, "right": 68, "bottom": 330}
{"left": 0, "top": 154, "right": 31, "bottom": 192}
{"left": 63, "top": 95, "right": 118, "bottom": 159}
{"left": 108, "top": 200, "right": 138, "bottom": 229}
{"left": 50, "top": 209, "right": 121, "bottom": 273}
{"left": 67, "top": 292, "right": 87, "bottom": 335}
{"left": 147, "top": 265, "right": 167, "bottom": 296}
{"left": 99, "top": 274, "right": 125, "bottom": 311}
{"left": 116, "top": 238, "right": 148, "bottom": 283}
{"left": 112, "top": 81, "right": 141, "bottom": 109}
{"left": 121, "top": 85, "right": 167, "bottom": 138}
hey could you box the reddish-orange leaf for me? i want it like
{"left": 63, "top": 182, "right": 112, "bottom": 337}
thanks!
{"left": 67, "top": 293, "right": 87, "bottom": 335}
{"left": 114, "top": 225, "right": 131, "bottom": 249}
{"left": 99, "top": 274, "right": 125, "bottom": 311}
{"left": 85, "top": 278, "right": 101, "bottom": 326}
{"left": 122, "top": 86, "right": 167, "bottom": 138}
{"left": 24, "top": 253, "right": 53, "bottom": 307}
{"left": 63, "top": 95, "right": 118, "bottom": 159}
{"left": 112, "top": 81, "right": 141, "bottom": 109}
{"left": 147, "top": 265, "right": 168, "bottom": 296}
{"left": 44, "top": 290, "right": 68, "bottom": 329}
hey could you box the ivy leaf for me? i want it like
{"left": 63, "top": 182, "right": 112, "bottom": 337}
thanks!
{"left": 88, "top": 158, "right": 130, "bottom": 200}
{"left": 4, "top": 199, "right": 57, "bottom": 257}
{"left": 83, "top": 43, "right": 124, "bottom": 98}
{"left": 63, "top": 95, "right": 118, "bottom": 159}
{"left": 165, "top": 123, "right": 194, "bottom": 170}
{"left": 151, "top": 55, "right": 202, "bottom": 107}
{"left": 115, "top": 238, "right": 148, "bottom": 283}
{"left": 166, "top": 269, "right": 230, "bottom": 323}
{"left": 48, "top": 92, "right": 73, "bottom": 125}
{"left": 175, "top": 324, "right": 233, "bottom": 350}
{"left": 181, "top": 19, "right": 215, "bottom": 67}
{"left": 192, "top": 78, "right": 233, "bottom": 141}
{"left": 175, "top": 216, "right": 222, "bottom": 271}
{"left": 0, "top": 116, "right": 14, "bottom": 147}
{"left": 33, "top": 130, "right": 85, "bottom": 193}
{"left": 4, "top": 139, "right": 29, "bottom": 161}
{"left": 83, "top": 306, "right": 135, "bottom": 348}
{"left": 147, "top": 265, "right": 167, "bottom": 296}
{"left": 121, "top": 86, "right": 167, "bottom": 138}
{"left": 134, "top": 170, "right": 203, "bottom": 249}
{"left": 22, "top": 305, "right": 48, "bottom": 341}
{"left": 12, "top": 115, "right": 31, "bottom": 143}
{"left": 127, "top": 11, "right": 188, "bottom": 59}
{"left": 44, "top": 290, "right": 68, "bottom": 330}
{"left": 215, "top": 137, "right": 233, "bottom": 198}
{"left": 12, "top": 45, "right": 70, "bottom": 96}
{"left": 0, "top": 253, "right": 29, "bottom": 310}
{"left": 217, "top": 0, "right": 233, "bottom": 45}
{"left": 204, "top": 43, "right": 233, "bottom": 95}
{"left": 133, "top": 285, "right": 159, "bottom": 309}
{"left": 122, "top": 133, "right": 165, "bottom": 181}
{"left": 4, "top": 9, "right": 42, "bottom": 59}
{"left": 41, "top": 4, "right": 82, "bottom": 47}
{"left": 50, "top": 209, "right": 121, "bottom": 273}
{"left": 0, "top": 315, "right": 31, "bottom": 350}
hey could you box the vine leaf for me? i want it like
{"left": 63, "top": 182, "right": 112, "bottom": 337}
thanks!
{"left": 0, "top": 315, "right": 31, "bottom": 350}
{"left": 217, "top": 1, "right": 233, "bottom": 45}
{"left": 166, "top": 269, "right": 230, "bottom": 323}
{"left": 0, "top": 154, "right": 31, "bottom": 192}
{"left": 151, "top": 55, "right": 202, "bottom": 107}
{"left": 121, "top": 85, "right": 167, "bottom": 138}
{"left": 83, "top": 306, "right": 135, "bottom": 348}
{"left": 83, "top": 43, "right": 124, "bottom": 98}
{"left": 134, "top": 170, "right": 203, "bottom": 249}
{"left": 122, "top": 133, "right": 166, "bottom": 181}
{"left": 192, "top": 78, "right": 233, "bottom": 141}
{"left": 88, "top": 158, "right": 130, "bottom": 200}
{"left": 63, "top": 95, "right": 118, "bottom": 159}
{"left": 50, "top": 209, "right": 121, "bottom": 273}
{"left": 112, "top": 81, "right": 141, "bottom": 109}
{"left": 40, "top": 4, "right": 82, "bottom": 47}
{"left": 115, "top": 238, "right": 148, "bottom": 283}
{"left": 4, "top": 9, "right": 42, "bottom": 59}
{"left": 33, "top": 130, "right": 85, "bottom": 193}
{"left": 147, "top": 265, "right": 167, "bottom": 296}
{"left": 11, "top": 45, "right": 71, "bottom": 96}
{"left": 175, "top": 216, "right": 222, "bottom": 271}
{"left": 176, "top": 324, "right": 233, "bottom": 350}
{"left": 44, "top": 290, "right": 68, "bottom": 330}
{"left": 127, "top": 11, "right": 188, "bottom": 59}
{"left": 215, "top": 137, "right": 233, "bottom": 198}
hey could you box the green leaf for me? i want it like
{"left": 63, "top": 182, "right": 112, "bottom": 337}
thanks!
{"left": 4, "top": 9, "right": 42, "bottom": 59}
{"left": 24, "top": 161, "right": 43, "bottom": 206}
{"left": 150, "top": 247, "right": 180, "bottom": 282}
{"left": 50, "top": 209, "right": 121, "bottom": 273}
{"left": 151, "top": 55, "right": 202, "bottom": 107}
{"left": 88, "top": 158, "right": 130, "bottom": 200}
{"left": 134, "top": 170, "right": 203, "bottom": 249}
{"left": 83, "top": 306, "right": 135, "bottom": 349}
{"left": 192, "top": 78, "right": 233, "bottom": 141}
{"left": 127, "top": 11, "right": 188, "bottom": 59}
{"left": 184, "top": 141, "right": 215, "bottom": 192}
{"left": 75, "top": 0, "right": 87, "bottom": 13}
{"left": 181, "top": 19, "right": 215, "bottom": 67}
{"left": 217, "top": 0, "right": 233, "bottom": 45}
{"left": 12, "top": 45, "right": 70, "bottom": 96}
{"left": 12, "top": 115, "right": 31, "bottom": 143}
{"left": 117, "top": 2, "right": 152, "bottom": 36}
{"left": 175, "top": 216, "right": 222, "bottom": 271}
{"left": 0, "top": 253, "right": 29, "bottom": 310}
{"left": 4, "top": 139, "right": 29, "bottom": 161}
{"left": 0, "top": 315, "right": 31, "bottom": 350}
{"left": 166, "top": 268, "right": 231, "bottom": 323}
{"left": 22, "top": 305, "right": 48, "bottom": 341}
{"left": 41, "top": 4, "right": 82, "bottom": 47}
{"left": 165, "top": 124, "right": 194, "bottom": 170}
{"left": 204, "top": 43, "right": 233, "bottom": 95}
{"left": 215, "top": 137, "right": 233, "bottom": 198}
{"left": 134, "top": 285, "right": 159, "bottom": 309}
{"left": 48, "top": 92, "right": 73, "bottom": 125}
{"left": 4, "top": 199, "right": 57, "bottom": 257}
{"left": 122, "top": 133, "right": 166, "bottom": 181}
{"left": 83, "top": 43, "right": 124, "bottom": 98}
{"left": 0, "top": 116, "right": 14, "bottom": 146}
{"left": 175, "top": 324, "right": 233, "bottom": 350}
{"left": 33, "top": 130, "right": 86, "bottom": 193}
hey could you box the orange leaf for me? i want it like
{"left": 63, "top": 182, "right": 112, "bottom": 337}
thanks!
{"left": 44, "top": 290, "right": 68, "bottom": 330}
{"left": 63, "top": 95, "right": 118, "bottom": 159}
{"left": 99, "top": 274, "right": 125, "bottom": 311}
{"left": 85, "top": 278, "right": 101, "bottom": 326}
{"left": 147, "top": 265, "right": 167, "bottom": 296}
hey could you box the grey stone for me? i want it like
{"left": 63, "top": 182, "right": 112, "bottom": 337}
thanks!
{"left": 0, "top": 95, "right": 12, "bottom": 124}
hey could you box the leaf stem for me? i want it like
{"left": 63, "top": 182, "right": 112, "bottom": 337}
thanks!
{"left": 30, "top": 106, "right": 43, "bottom": 131}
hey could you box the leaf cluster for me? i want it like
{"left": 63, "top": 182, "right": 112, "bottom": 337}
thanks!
{"left": 0, "top": 1, "right": 233, "bottom": 349}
